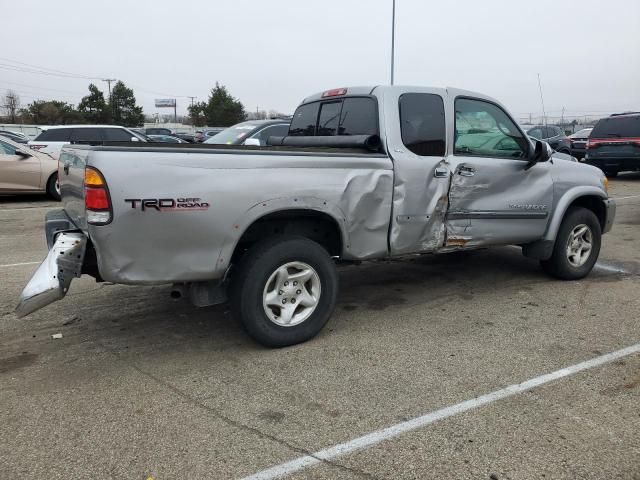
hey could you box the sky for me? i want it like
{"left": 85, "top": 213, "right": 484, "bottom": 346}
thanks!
{"left": 2, "top": 0, "right": 639, "bottom": 122}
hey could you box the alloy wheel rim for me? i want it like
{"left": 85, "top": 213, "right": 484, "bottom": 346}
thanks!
{"left": 566, "top": 223, "right": 593, "bottom": 267}
{"left": 262, "top": 261, "right": 321, "bottom": 327}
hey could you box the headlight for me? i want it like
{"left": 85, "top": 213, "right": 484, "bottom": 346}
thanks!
{"left": 602, "top": 176, "right": 609, "bottom": 194}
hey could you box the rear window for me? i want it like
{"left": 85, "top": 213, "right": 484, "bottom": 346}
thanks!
{"left": 34, "top": 128, "right": 72, "bottom": 141}
{"left": 399, "top": 93, "right": 446, "bottom": 156}
{"left": 591, "top": 116, "right": 640, "bottom": 139}
{"left": 289, "top": 97, "right": 378, "bottom": 137}
{"left": 103, "top": 128, "right": 135, "bottom": 141}
{"left": 71, "top": 128, "right": 103, "bottom": 142}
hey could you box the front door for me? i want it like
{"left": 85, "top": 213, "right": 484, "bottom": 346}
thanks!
{"left": 0, "top": 139, "right": 41, "bottom": 192}
{"left": 445, "top": 95, "right": 553, "bottom": 247}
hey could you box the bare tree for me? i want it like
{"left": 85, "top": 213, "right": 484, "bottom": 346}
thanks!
{"left": 2, "top": 90, "right": 20, "bottom": 123}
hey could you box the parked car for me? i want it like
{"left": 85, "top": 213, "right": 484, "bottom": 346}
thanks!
{"left": 0, "top": 130, "right": 29, "bottom": 144}
{"left": 525, "top": 126, "right": 571, "bottom": 154}
{"left": 147, "top": 134, "right": 188, "bottom": 143}
{"left": 144, "top": 127, "right": 173, "bottom": 136}
{"left": 569, "top": 127, "right": 592, "bottom": 159}
{"left": 28, "top": 125, "right": 146, "bottom": 160}
{"left": 17, "top": 86, "right": 614, "bottom": 348}
{"left": 204, "top": 120, "right": 291, "bottom": 145}
{"left": 0, "top": 136, "right": 60, "bottom": 200}
{"left": 585, "top": 113, "right": 640, "bottom": 176}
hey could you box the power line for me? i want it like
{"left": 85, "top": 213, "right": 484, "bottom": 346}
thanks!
{"left": 0, "top": 56, "right": 103, "bottom": 79}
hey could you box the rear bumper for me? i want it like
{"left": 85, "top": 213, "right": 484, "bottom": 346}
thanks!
{"left": 584, "top": 156, "right": 640, "bottom": 172}
{"left": 603, "top": 198, "right": 616, "bottom": 234}
{"left": 15, "top": 232, "right": 87, "bottom": 318}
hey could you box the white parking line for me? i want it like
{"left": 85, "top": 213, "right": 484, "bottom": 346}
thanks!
{"left": 242, "top": 342, "right": 640, "bottom": 480}
{"left": 0, "top": 261, "right": 40, "bottom": 268}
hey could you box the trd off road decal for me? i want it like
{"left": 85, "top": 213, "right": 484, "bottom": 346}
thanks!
{"left": 124, "top": 198, "right": 210, "bottom": 211}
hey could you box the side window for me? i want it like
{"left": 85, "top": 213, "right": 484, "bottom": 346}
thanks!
{"left": 253, "top": 124, "right": 289, "bottom": 144}
{"left": 0, "top": 140, "right": 16, "bottom": 155}
{"left": 317, "top": 102, "right": 342, "bottom": 136}
{"left": 36, "top": 128, "right": 72, "bottom": 141}
{"left": 103, "top": 128, "right": 135, "bottom": 141}
{"left": 289, "top": 103, "right": 319, "bottom": 136}
{"left": 399, "top": 93, "right": 446, "bottom": 156}
{"left": 71, "top": 128, "right": 103, "bottom": 142}
{"left": 338, "top": 97, "right": 378, "bottom": 136}
{"left": 454, "top": 98, "right": 528, "bottom": 159}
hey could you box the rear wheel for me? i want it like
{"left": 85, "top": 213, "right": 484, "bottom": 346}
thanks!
{"left": 230, "top": 236, "right": 338, "bottom": 347}
{"left": 540, "top": 207, "right": 601, "bottom": 280}
{"left": 46, "top": 173, "right": 61, "bottom": 201}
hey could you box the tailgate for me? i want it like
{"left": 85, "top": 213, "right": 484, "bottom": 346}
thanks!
{"left": 59, "top": 146, "right": 90, "bottom": 230}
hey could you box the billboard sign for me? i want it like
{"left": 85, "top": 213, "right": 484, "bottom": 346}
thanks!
{"left": 155, "top": 98, "right": 176, "bottom": 108}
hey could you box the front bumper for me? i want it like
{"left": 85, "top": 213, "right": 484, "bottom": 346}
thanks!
{"left": 15, "top": 232, "right": 87, "bottom": 318}
{"left": 603, "top": 198, "right": 616, "bottom": 234}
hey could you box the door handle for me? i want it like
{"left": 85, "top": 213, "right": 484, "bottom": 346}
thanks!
{"left": 458, "top": 165, "right": 475, "bottom": 177}
{"left": 63, "top": 163, "right": 70, "bottom": 174}
{"left": 434, "top": 166, "right": 449, "bottom": 178}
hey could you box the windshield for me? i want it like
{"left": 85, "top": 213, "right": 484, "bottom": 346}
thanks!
{"left": 204, "top": 122, "right": 259, "bottom": 144}
{"left": 570, "top": 128, "right": 592, "bottom": 138}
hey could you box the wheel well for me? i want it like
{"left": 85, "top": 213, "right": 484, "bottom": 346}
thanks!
{"left": 568, "top": 195, "right": 606, "bottom": 231}
{"left": 231, "top": 210, "right": 343, "bottom": 264}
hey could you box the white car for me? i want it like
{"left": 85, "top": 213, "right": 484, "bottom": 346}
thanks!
{"left": 28, "top": 125, "right": 145, "bottom": 160}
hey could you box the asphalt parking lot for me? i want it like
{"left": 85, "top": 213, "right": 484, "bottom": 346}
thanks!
{"left": 1, "top": 175, "right": 639, "bottom": 480}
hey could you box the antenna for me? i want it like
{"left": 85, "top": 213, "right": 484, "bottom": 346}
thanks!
{"left": 537, "top": 74, "right": 547, "bottom": 127}
{"left": 390, "top": 0, "right": 396, "bottom": 85}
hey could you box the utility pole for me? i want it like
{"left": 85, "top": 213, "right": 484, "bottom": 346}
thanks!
{"left": 537, "top": 73, "right": 547, "bottom": 128}
{"left": 102, "top": 78, "right": 116, "bottom": 121}
{"left": 390, "top": 0, "right": 396, "bottom": 85}
{"left": 187, "top": 96, "right": 197, "bottom": 126}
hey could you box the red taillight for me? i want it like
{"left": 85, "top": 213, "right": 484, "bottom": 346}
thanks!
{"left": 84, "top": 167, "right": 111, "bottom": 225}
{"left": 322, "top": 88, "right": 347, "bottom": 98}
{"left": 85, "top": 187, "right": 109, "bottom": 210}
{"left": 586, "top": 140, "right": 599, "bottom": 149}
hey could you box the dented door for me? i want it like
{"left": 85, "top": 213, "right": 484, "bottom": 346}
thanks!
{"left": 444, "top": 95, "right": 553, "bottom": 247}
{"left": 385, "top": 87, "right": 452, "bottom": 255}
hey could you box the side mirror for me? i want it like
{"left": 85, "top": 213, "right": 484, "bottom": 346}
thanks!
{"left": 15, "top": 149, "right": 32, "bottom": 158}
{"left": 243, "top": 138, "right": 261, "bottom": 146}
{"left": 131, "top": 136, "right": 140, "bottom": 142}
{"left": 525, "top": 140, "right": 550, "bottom": 170}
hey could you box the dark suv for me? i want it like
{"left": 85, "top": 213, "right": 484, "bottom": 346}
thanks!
{"left": 585, "top": 113, "right": 640, "bottom": 177}
{"left": 525, "top": 125, "right": 572, "bottom": 154}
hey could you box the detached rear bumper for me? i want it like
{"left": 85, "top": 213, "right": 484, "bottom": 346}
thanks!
{"left": 15, "top": 232, "right": 87, "bottom": 318}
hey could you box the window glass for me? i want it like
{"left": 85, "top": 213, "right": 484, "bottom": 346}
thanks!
{"left": 253, "top": 124, "right": 290, "bottom": 144}
{"left": 71, "top": 128, "right": 103, "bottom": 142}
{"left": 204, "top": 122, "right": 259, "bottom": 144}
{"left": 289, "top": 103, "right": 320, "bottom": 136}
{"left": 0, "top": 140, "right": 16, "bottom": 155}
{"left": 317, "top": 102, "right": 341, "bottom": 136}
{"left": 399, "top": 93, "right": 446, "bottom": 156}
{"left": 527, "top": 127, "right": 543, "bottom": 139}
{"left": 338, "top": 98, "right": 378, "bottom": 136}
{"left": 103, "top": 128, "right": 135, "bottom": 141}
{"left": 35, "top": 128, "right": 72, "bottom": 141}
{"left": 591, "top": 116, "right": 640, "bottom": 139}
{"left": 455, "top": 98, "right": 528, "bottom": 159}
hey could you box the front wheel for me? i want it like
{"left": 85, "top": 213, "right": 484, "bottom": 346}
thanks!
{"left": 46, "top": 173, "right": 61, "bottom": 201}
{"left": 540, "top": 207, "right": 601, "bottom": 280}
{"left": 230, "top": 236, "right": 338, "bottom": 347}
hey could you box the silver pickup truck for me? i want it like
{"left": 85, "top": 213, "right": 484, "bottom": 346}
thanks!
{"left": 17, "top": 86, "right": 615, "bottom": 347}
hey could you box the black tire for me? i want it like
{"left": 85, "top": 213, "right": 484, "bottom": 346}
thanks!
{"left": 46, "top": 173, "right": 61, "bottom": 201}
{"left": 603, "top": 169, "right": 619, "bottom": 178}
{"left": 540, "top": 206, "right": 601, "bottom": 280}
{"left": 230, "top": 236, "right": 338, "bottom": 347}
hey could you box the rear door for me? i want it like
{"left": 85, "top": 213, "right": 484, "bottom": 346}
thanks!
{"left": 445, "top": 95, "right": 553, "bottom": 247}
{"left": 385, "top": 87, "right": 451, "bottom": 254}
{"left": 0, "top": 139, "right": 42, "bottom": 192}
